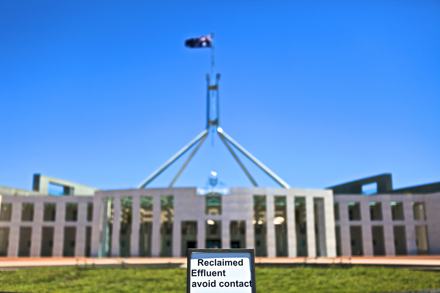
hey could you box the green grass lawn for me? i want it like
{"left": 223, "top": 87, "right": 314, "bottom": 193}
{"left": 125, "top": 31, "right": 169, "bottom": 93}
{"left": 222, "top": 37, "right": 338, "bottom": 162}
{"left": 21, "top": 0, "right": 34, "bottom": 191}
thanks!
{"left": 0, "top": 266, "right": 439, "bottom": 292}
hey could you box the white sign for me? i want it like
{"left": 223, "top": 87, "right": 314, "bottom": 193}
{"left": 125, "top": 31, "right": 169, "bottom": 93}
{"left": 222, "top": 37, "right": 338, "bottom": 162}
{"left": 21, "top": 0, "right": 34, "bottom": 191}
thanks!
{"left": 187, "top": 249, "right": 256, "bottom": 293}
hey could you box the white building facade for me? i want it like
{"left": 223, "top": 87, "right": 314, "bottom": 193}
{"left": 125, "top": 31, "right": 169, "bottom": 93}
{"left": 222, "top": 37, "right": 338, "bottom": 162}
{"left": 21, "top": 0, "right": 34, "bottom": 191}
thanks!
{"left": 334, "top": 193, "right": 440, "bottom": 256}
{"left": 0, "top": 187, "right": 337, "bottom": 258}
{"left": 1, "top": 186, "right": 440, "bottom": 258}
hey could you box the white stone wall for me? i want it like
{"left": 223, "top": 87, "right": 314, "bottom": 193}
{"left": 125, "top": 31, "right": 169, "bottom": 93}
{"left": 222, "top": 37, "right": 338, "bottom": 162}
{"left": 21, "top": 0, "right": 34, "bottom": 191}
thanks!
{"left": 90, "top": 187, "right": 335, "bottom": 258}
{"left": 2, "top": 189, "right": 440, "bottom": 258}
{"left": 0, "top": 194, "right": 93, "bottom": 257}
{"left": 1, "top": 187, "right": 335, "bottom": 258}
{"left": 334, "top": 193, "right": 439, "bottom": 256}
{"left": 425, "top": 193, "right": 440, "bottom": 254}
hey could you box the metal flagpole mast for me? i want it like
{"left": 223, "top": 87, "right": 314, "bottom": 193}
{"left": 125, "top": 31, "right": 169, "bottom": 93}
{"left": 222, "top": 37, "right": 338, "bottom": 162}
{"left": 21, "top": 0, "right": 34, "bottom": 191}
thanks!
{"left": 137, "top": 129, "right": 208, "bottom": 188}
{"left": 218, "top": 133, "right": 258, "bottom": 187}
{"left": 169, "top": 134, "right": 208, "bottom": 187}
{"left": 210, "top": 33, "right": 215, "bottom": 81}
{"left": 217, "top": 127, "right": 291, "bottom": 189}
{"left": 138, "top": 34, "right": 290, "bottom": 189}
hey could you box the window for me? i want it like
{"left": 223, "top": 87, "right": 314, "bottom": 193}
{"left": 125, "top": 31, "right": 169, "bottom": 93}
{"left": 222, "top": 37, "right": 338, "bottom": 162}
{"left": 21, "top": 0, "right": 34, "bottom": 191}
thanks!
{"left": 65, "top": 203, "right": 78, "bottom": 222}
{"left": 369, "top": 202, "right": 382, "bottom": 221}
{"left": 0, "top": 203, "right": 12, "bottom": 221}
{"left": 63, "top": 227, "right": 76, "bottom": 257}
{"left": 348, "top": 202, "right": 361, "bottom": 221}
{"left": 350, "top": 226, "right": 363, "bottom": 256}
{"left": 18, "top": 227, "right": 32, "bottom": 256}
{"left": 140, "top": 196, "right": 153, "bottom": 257}
{"left": 85, "top": 226, "right": 92, "bottom": 257}
{"left": 43, "top": 203, "right": 56, "bottom": 222}
{"left": 335, "top": 226, "right": 341, "bottom": 256}
{"left": 415, "top": 225, "right": 429, "bottom": 254}
{"left": 101, "top": 197, "right": 114, "bottom": 257}
{"left": 160, "top": 195, "right": 174, "bottom": 257}
{"left": 21, "top": 203, "right": 34, "bottom": 222}
{"left": 182, "top": 221, "right": 197, "bottom": 236}
{"left": 253, "top": 195, "right": 267, "bottom": 257}
{"left": 181, "top": 221, "right": 197, "bottom": 256}
{"left": 87, "top": 203, "right": 93, "bottom": 222}
{"left": 393, "top": 225, "right": 407, "bottom": 255}
{"left": 120, "top": 197, "right": 132, "bottom": 257}
{"left": 362, "top": 182, "right": 378, "bottom": 195}
{"left": 274, "top": 196, "right": 288, "bottom": 257}
{"left": 372, "top": 226, "right": 385, "bottom": 256}
{"left": 48, "top": 182, "right": 73, "bottom": 196}
{"left": 334, "top": 203, "right": 340, "bottom": 221}
{"left": 413, "top": 202, "right": 426, "bottom": 221}
{"left": 206, "top": 194, "right": 221, "bottom": 215}
{"left": 391, "top": 202, "right": 404, "bottom": 221}
{"left": 314, "top": 198, "right": 327, "bottom": 257}
{"left": 230, "top": 221, "right": 246, "bottom": 249}
{"left": 0, "top": 227, "right": 9, "bottom": 256}
{"left": 295, "top": 197, "right": 307, "bottom": 257}
{"left": 205, "top": 220, "right": 221, "bottom": 249}
{"left": 41, "top": 227, "right": 54, "bottom": 257}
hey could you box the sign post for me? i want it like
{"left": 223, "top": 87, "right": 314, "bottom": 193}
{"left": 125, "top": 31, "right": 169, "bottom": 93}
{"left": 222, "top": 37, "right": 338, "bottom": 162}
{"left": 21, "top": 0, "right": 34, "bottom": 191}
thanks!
{"left": 187, "top": 249, "right": 256, "bottom": 293}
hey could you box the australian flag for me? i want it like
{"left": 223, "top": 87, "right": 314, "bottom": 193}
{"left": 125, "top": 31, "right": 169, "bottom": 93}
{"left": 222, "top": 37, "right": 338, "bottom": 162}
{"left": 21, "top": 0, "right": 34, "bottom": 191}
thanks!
{"left": 185, "top": 34, "right": 212, "bottom": 48}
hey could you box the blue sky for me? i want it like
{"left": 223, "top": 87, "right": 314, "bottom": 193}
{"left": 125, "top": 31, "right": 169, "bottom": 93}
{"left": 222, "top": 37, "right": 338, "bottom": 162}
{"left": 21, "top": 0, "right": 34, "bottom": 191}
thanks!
{"left": 1, "top": 1, "right": 439, "bottom": 190}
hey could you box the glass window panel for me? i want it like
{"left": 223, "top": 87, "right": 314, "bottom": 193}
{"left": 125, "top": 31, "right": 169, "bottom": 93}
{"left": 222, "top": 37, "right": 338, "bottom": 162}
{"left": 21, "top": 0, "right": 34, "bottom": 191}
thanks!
{"left": 0, "top": 203, "right": 12, "bottom": 222}
{"left": 65, "top": 203, "right": 78, "bottom": 222}
{"left": 160, "top": 195, "right": 173, "bottom": 257}
{"left": 21, "top": 203, "right": 34, "bottom": 222}
{"left": 43, "top": 203, "right": 56, "bottom": 222}
{"left": 253, "top": 195, "right": 267, "bottom": 257}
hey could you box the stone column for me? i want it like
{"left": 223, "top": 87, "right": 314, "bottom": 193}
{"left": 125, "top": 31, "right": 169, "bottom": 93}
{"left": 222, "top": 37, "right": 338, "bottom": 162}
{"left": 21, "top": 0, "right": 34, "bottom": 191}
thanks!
{"left": 197, "top": 219, "right": 206, "bottom": 249}
{"left": 30, "top": 202, "right": 43, "bottom": 257}
{"left": 382, "top": 200, "right": 395, "bottom": 256}
{"left": 245, "top": 192, "right": 255, "bottom": 250}
{"left": 315, "top": 198, "right": 327, "bottom": 256}
{"left": 360, "top": 200, "right": 373, "bottom": 256}
{"left": 404, "top": 201, "right": 417, "bottom": 255}
{"left": 324, "top": 194, "right": 336, "bottom": 257}
{"left": 151, "top": 195, "right": 161, "bottom": 256}
{"left": 425, "top": 194, "right": 440, "bottom": 254}
{"left": 75, "top": 202, "right": 87, "bottom": 257}
{"left": 53, "top": 202, "right": 66, "bottom": 257}
{"left": 306, "top": 196, "right": 316, "bottom": 257}
{"left": 339, "top": 201, "right": 351, "bottom": 256}
{"left": 172, "top": 218, "right": 181, "bottom": 257}
{"left": 91, "top": 196, "right": 103, "bottom": 257}
{"left": 7, "top": 202, "right": 21, "bottom": 257}
{"left": 286, "top": 195, "right": 297, "bottom": 257}
{"left": 131, "top": 196, "right": 140, "bottom": 257}
{"left": 246, "top": 219, "right": 255, "bottom": 249}
{"left": 111, "top": 197, "right": 121, "bottom": 257}
{"left": 266, "top": 195, "right": 276, "bottom": 257}
{"left": 222, "top": 220, "right": 230, "bottom": 249}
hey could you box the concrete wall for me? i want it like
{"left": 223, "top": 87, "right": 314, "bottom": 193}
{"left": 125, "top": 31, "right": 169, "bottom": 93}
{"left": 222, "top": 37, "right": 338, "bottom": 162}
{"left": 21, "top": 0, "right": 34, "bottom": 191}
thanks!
{"left": 0, "top": 194, "right": 93, "bottom": 257}
{"left": 33, "top": 174, "right": 96, "bottom": 196}
{"left": 334, "top": 193, "right": 439, "bottom": 256}
{"left": 0, "top": 187, "right": 336, "bottom": 258}
{"left": 10, "top": 188, "right": 440, "bottom": 258}
{"left": 91, "top": 187, "right": 335, "bottom": 258}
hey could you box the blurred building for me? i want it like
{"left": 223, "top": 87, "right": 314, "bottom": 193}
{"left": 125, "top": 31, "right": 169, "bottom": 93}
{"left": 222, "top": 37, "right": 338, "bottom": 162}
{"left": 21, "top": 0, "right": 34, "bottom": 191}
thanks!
{"left": 0, "top": 173, "right": 439, "bottom": 258}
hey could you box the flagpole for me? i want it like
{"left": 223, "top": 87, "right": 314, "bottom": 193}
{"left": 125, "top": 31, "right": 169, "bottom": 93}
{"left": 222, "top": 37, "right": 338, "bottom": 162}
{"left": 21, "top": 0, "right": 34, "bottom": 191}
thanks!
{"left": 210, "top": 33, "right": 215, "bottom": 79}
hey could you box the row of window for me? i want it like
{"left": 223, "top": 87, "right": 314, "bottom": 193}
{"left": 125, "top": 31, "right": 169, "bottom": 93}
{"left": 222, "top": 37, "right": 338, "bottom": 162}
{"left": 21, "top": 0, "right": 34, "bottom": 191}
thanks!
{"left": 101, "top": 194, "right": 297, "bottom": 257}
{"left": 0, "top": 226, "right": 92, "bottom": 257}
{"left": 335, "top": 224, "right": 429, "bottom": 256}
{"left": 1, "top": 193, "right": 306, "bottom": 224}
{"left": 334, "top": 201, "right": 426, "bottom": 222}
{"left": 0, "top": 202, "right": 93, "bottom": 223}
